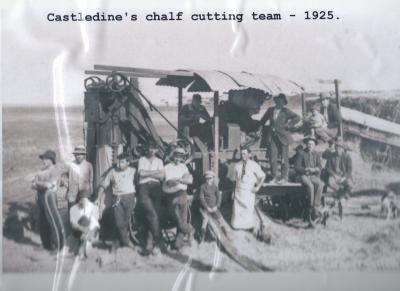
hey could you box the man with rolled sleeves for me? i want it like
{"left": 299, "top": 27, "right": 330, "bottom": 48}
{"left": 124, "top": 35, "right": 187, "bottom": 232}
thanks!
{"left": 137, "top": 142, "right": 165, "bottom": 255}
{"left": 295, "top": 136, "right": 324, "bottom": 227}
{"left": 162, "top": 147, "right": 193, "bottom": 250}
{"left": 96, "top": 152, "right": 136, "bottom": 249}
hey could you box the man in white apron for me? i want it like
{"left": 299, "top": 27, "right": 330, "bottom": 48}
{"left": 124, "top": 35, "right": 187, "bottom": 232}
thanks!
{"left": 231, "top": 146, "right": 265, "bottom": 230}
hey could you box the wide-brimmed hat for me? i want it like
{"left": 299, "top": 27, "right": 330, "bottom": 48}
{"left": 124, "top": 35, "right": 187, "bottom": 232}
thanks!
{"left": 39, "top": 150, "right": 56, "bottom": 164}
{"left": 273, "top": 93, "right": 288, "bottom": 105}
{"left": 204, "top": 170, "right": 215, "bottom": 179}
{"left": 173, "top": 147, "right": 186, "bottom": 156}
{"left": 303, "top": 135, "right": 318, "bottom": 144}
{"left": 319, "top": 92, "right": 331, "bottom": 100}
{"left": 73, "top": 145, "right": 86, "bottom": 155}
{"left": 335, "top": 137, "right": 345, "bottom": 148}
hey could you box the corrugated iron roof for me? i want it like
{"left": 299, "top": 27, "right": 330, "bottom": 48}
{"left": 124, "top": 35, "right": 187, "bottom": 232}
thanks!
{"left": 156, "top": 70, "right": 304, "bottom": 97}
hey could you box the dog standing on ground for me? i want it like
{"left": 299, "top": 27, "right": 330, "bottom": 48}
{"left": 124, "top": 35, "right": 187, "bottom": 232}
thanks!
{"left": 381, "top": 190, "right": 398, "bottom": 220}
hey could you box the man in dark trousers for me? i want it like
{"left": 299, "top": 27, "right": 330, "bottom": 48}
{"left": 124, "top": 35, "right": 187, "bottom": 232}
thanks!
{"left": 320, "top": 93, "right": 341, "bottom": 136}
{"left": 295, "top": 136, "right": 324, "bottom": 227}
{"left": 179, "top": 94, "right": 212, "bottom": 145}
{"left": 97, "top": 152, "right": 136, "bottom": 249}
{"left": 259, "top": 93, "right": 301, "bottom": 184}
{"left": 32, "top": 150, "right": 65, "bottom": 251}
{"left": 137, "top": 142, "right": 165, "bottom": 256}
{"left": 323, "top": 137, "right": 353, "bottom": 199}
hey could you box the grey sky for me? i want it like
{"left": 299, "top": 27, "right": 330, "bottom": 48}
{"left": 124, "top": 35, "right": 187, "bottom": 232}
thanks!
{"left": 2, "top": 0, "right": 400, "bottom": 106}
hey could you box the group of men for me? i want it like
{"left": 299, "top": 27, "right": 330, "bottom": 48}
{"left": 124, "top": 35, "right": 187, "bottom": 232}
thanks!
{"left": 181, "top": 92, "right": 351, "bottom": 228}
{"left": 32, "top": 91, "right": 351, "bottom": 257}
{"left": 33, "top": 142, "right": 197, "bottom": 257}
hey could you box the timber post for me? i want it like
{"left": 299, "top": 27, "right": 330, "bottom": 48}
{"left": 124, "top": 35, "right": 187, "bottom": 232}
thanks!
{"left": 213, "top": 91, "right": 220, "bottom": 183}
{"left": 178, "top": 86, "right": 183, "bottom": 136}
{"left": 301, "top": 93, "right": 306, "bottom": 118}
{"left": 334, "top": 79, "right": 343, "bottom": 138}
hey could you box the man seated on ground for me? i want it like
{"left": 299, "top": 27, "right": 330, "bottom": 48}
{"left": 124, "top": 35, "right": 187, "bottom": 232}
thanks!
{"left": 295, "top": 136, "right": 324, "bottom": 228}
{"left": 322, "top": 137, "right": 353, "bottom": 202}
{"left": 304, "top": 104, "right": 332, "bottom": 142}
{"left": 162, "top": 147, "right": 193, "bottom": 250}
{"left": 69, "top": 193, "right": 100, "bottom": 259}
{"left": 198, "top": 171, "right": 226, "bottom": 243}
{"left": 179, "top": 94, "right": 212, "bottom": 145}
{"left": 137, "top": 142, "right": 165, "bottom": 256}
{"left": 96, "top": 152, "right": 136, "bottom": 250}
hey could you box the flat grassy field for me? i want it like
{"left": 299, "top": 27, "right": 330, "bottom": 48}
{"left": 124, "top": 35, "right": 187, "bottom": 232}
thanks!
{"left": 2, "top": 106, "right": 400, "bottom": 273}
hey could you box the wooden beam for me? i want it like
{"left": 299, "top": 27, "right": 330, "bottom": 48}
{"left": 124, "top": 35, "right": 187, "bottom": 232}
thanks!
{"left": 334, "top": 79, "right": 343, "bottom": 137}
{"left": 301, "top": 93, "right": 306, "bottom": 118}
{"left": 213, "top": 91, "right": 220, "bottom": 183}
{"left": 85, "top": 70, "right": 168, "bottom": 79}
{"left": 317, "top": 79, "right": 342, "bottom": 84}
{"left": 93, "top": 65, "right": 195, "bottom": 77}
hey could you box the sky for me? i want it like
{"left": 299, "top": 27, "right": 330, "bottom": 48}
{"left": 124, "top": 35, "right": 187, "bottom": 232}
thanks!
{"left": 2, "top": 0, "right": 400, "bottom": 106}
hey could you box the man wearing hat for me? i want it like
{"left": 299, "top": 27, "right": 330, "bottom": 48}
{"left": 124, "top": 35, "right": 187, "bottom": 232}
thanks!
{"left": 259, "top": 93, "right": 301, "bottom": 184}
{"left": 162, "top": 147, "right": 193, "bottom": 250}
{"left": 65, "top": 145, "right": 94, "bottom": 209}
{"left": 295, "top": 136, "right": 324, "bottom": 227}
{"left": 322, "top": 137, "right": 353, "bottom": 202}
{"left": 305, "top": 104, "right": 332, "bottom": 142}
{"left": 32, "top": 150, "right": 64, "bottom": 250}
{"left": 198, "top": 170, "right": 225, "bottom": 243}
{"left": 69, "top": 193, "right": 100, "bottom": 259}
{"left": 137, "top": 141, "right": 165, "bottom": 255}
{"left": 97, "top": 152, "right": 136, "bottom": 249}
{"left": 319, "top": 93, "right": 341, "bottom": 134}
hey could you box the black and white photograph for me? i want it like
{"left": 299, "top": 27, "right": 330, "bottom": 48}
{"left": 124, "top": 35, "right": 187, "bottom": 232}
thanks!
{"left": 2, "top": 0, "right": 400, "bottom": 290}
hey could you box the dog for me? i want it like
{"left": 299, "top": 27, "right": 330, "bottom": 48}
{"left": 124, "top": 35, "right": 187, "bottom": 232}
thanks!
{"left": 381, "top": 191, "right": 398, "bottom": 220}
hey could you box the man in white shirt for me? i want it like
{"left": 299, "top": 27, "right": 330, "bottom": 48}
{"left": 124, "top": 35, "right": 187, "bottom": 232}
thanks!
{"left": 162, "top": 147, "right": 193, "bottom": 250}
{"left": 70, "top": 193, "right": 100, "bottom": 259}
{"left": 137, "top": 142, "right": 165, "bottom": 255}
{"left": 65, "top": 145, "right": 94, "bottom": 209}
{"left": 231, "top": 146, "right": 265, "bottom": 230}
{"left": 96, "top": 152, "right": 136, "bottom": 249}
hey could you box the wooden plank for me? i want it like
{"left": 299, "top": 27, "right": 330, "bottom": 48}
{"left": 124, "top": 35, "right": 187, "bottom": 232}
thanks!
{"left": 317, "top": 79, "right": 342, "bottom": 84}
{"left": 213, "top": 91, "right": 220, "bottom": 183}
{"left": 200, "top": 209, "right": 273, "bottom": 272}
{"left": 334, "top": 79, "right": 343, "bottom": 137}
{"left": 343, "top": 122, "right": 400, "bottom": 148}
{"left": 93, "top": 65, "right": 194, "bottom": 77}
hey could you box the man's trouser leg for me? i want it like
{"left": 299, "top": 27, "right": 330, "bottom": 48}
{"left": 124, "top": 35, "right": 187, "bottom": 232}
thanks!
{"left": 113, "top": 194, "right": 135, "bottom": 246}
{"left": 280, "top": 143, "right": 289, "bottom": 180}
{"left": 170, "top": 191, "right": 189, "bottom": 249}
{"left": 309, "top": 176, "right": 323, "bottom": 208}
{"left": 268, "top": 138, "right": 279, "bottom": 179}
{"left": 43, "top": 190, "right": 65, "bottom": 250}
{"left": 38, "top": 194, "right": 52, "bottom": 250}
{"left": 138, "top": 182, "right": 162, "bottom": 249}
{"left": 301, "top": 175, "right": 315, "bottom": 209}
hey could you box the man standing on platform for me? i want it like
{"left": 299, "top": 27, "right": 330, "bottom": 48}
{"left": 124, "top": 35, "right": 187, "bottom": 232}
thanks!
{"left": 259, "top": 94, "right": 301, "bottom": 184}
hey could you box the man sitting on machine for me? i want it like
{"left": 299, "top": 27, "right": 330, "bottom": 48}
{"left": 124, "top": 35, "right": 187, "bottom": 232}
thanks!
{"left": 178, "top": 94, "right": 212, "bottom": 146}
